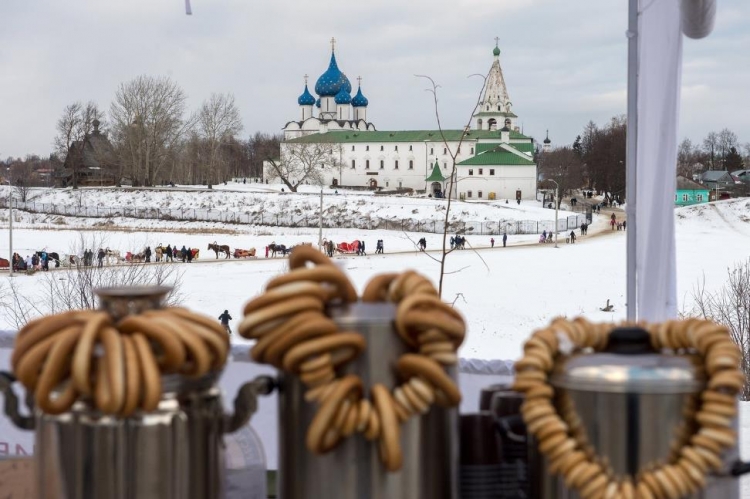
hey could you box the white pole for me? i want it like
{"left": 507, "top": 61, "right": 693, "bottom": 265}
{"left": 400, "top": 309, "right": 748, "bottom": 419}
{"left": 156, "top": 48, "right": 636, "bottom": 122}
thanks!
{"left": 318, "top": 188, "right": 323, "bottom": 251}
{"left": 625, "top": 0, "right": 639, "bottom": 321}
{"left": 7, "top": 183, "right": 13, "bottom": 278}
{"left": 554, "top": 187, "right": 559, "bottom": 248}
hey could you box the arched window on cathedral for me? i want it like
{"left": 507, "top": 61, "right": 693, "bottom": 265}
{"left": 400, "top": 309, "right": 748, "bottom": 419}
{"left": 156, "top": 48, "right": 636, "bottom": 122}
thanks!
{"left": 477, "top": 119, "right": 483, "bottom": 130}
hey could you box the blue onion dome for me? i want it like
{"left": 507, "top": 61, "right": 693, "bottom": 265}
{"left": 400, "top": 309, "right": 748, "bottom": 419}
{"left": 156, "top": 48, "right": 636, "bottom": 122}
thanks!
{"left": 351, "top": 86, "right": 369, "bottom": 107}
{"left": 334, "top": 87, "right": 352, "bottom": 104}
{"left": 298, "top": 84, "right": 315, "bottom": 106}
{"left": 315, "top": 52, "right": 352, "bottom": 97}
{"left": 315, "top": 98, "right": 321, "bottom": 108}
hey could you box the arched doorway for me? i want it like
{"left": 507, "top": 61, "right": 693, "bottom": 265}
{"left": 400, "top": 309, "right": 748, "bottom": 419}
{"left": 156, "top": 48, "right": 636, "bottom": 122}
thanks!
{"left": 369, "top": 178, "right": 378, "bottom": 188}
{"left": 477, "top": 118, "right": 483, "bottom": 130}
{"left": 487, "top": 118, "right": 497, "bottom": 130}
{"left": 332, "top": 178, "right": 338, "bottom": 186}
{"left": 431, "top": 182, "right": 442, "bottom": 198}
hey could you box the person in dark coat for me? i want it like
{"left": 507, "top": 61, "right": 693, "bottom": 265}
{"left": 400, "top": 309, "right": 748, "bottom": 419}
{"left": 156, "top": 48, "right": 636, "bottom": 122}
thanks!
{"left": 165, "top": 244, "right": 173, "bottom": 262}
{"left": 569, "top": 231, "right": 576, "bottom": 244}
{"left": 218, "top": 310, "right": 232, "bottom": 335}
{"left": 503, "top": 233, "right": 507, "bottom": 247}
{"left": 145, "top": 246, "right": 152, "bottom": 263}
{"left": 186, "top": 246, "right": 193, "bottom": 263}
{"left": 490, "top": 237, "right": 495, "bottom": 248}
{"left": 180, "top": 245, "right": 188, "bottom": 263}
{"left": 360, "top": 240, "right": 366, "bottom": 256}
{"left": 97, "top": 248, "right": 105, "bottom": 268}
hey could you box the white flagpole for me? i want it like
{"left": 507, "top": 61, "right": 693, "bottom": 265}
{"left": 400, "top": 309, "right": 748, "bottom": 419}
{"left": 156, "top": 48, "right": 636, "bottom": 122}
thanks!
{"left": 625, "top": 0, "right": 638, "bottom": 321}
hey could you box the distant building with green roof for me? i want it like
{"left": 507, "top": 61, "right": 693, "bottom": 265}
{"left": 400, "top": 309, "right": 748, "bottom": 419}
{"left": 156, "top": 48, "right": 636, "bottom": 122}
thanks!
{"left": 270, "top": 41, "right": 539, "bottom": 199}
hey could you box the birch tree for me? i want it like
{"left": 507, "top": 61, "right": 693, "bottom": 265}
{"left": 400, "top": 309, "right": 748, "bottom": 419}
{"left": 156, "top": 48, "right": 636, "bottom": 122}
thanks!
{"left": 197, "top": 93, "right": 243, "bottom": 187}
{"left": 266, "top": 142, "right": 339, "bottom": 192}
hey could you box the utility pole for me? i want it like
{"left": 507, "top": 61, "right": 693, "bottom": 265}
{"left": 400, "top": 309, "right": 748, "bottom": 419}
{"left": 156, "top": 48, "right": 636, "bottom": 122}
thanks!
{"left": 6, "top": 181, "right": 13, "bottom": 277}
{"left": 318, "top": 188, "right": 323, "bottom": 251}
{"left": 547, "top": 179, "right": 560, "bottom": 248}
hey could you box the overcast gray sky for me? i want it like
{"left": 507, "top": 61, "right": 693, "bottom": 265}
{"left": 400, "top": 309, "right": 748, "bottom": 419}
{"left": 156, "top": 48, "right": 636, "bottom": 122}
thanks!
{"left": 0, "top": 0, "right": 748, "bottom": 158}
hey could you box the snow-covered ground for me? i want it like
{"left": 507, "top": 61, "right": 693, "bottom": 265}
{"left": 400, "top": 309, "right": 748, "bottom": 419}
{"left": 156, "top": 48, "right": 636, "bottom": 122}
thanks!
{"left": 1, "top": 190, "right": 750, "bottom": 489}
{"left": 0, "top": 184, "right": 582, "bottom": 234}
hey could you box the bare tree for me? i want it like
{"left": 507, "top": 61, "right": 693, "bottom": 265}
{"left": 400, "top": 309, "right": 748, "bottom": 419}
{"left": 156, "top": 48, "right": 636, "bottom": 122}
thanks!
{"left": 109, "top": 75, "right": 194, "bottom": 186}
{"left": 53, "top": 101, "right": 106, "bottom": 188}
{"left": 702, "top": 131, "right": 719, "bottom": 171}
{"left": 691, "top": 259, "right": 750, "bottom": 399}
{"left": 416, "top": 74, "right": 488, "bottom": 297}
{"left": 266, "top": 142, "right": 340, "bottom": 192}
{"left": 538, "top": 146, "right": 584, "bottom": 206}
{"left": 197, "top": 93, "right": 244, "bottom": 187}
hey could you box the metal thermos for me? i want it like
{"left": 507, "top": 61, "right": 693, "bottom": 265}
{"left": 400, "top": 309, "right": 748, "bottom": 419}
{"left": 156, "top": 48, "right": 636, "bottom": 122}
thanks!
{"left": 0, "top": 286, "right": 272, "bottom": 499}
{"left": 278, "top": 302, "right": 459, "bottom": 499}
{"left": 541, "top": 327, "right": 742, "bottom": 499}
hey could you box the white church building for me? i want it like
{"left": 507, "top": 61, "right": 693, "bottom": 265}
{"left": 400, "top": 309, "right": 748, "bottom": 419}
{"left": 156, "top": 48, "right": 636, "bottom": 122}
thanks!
{"left": 268, "top": 41, "right": 546, "bottom": 201}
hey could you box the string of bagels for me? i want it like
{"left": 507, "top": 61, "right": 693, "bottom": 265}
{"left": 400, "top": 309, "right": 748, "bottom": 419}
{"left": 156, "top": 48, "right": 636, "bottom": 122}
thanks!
{"left": 238, "top": 245, "right": 465, "bottom": 472}
{"left": 513, "top": 316, "right": 743, "bottom": 499}
{"left": 12, "top": 307, "right": 229, "bottom": 416}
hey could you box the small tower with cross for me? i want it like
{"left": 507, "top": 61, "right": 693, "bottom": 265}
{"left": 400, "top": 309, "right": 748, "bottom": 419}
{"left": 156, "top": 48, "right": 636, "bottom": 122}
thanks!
{"left": 297, "top": 73, "right": 316, "bottom": 121}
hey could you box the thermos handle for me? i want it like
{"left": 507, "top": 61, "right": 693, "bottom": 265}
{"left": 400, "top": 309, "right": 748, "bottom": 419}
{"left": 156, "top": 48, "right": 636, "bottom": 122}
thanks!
{"left": 493, "top": 414, "right": 526, "bottom": 443}
{"left": 0, "top": 371, "right": 35, "bottom": 430}
{"left": 730, "top": 460, "right": 750, "bottom": 477}
{"left": 223, "top": 375, "right": 276, "bottom": 434}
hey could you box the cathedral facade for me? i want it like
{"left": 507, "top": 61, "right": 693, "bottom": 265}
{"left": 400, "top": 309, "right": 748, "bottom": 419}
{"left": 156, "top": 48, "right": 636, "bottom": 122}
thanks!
{"left": 270, "top": 41, "right": 542, "bottom": 201}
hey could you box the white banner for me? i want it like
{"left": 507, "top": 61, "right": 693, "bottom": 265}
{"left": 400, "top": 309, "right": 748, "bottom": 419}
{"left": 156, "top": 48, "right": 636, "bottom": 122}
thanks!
{"left": 635, "top": 0, "right": 683, "bottom": 322}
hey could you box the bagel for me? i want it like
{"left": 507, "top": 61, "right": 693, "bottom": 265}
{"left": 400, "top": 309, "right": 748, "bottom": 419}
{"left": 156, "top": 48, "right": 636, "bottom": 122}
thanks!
{"left": 282, "top": 333, "right": 366, "bottom": 373}
{"left": 364, "top": 405, "right": 381, "bottom": 441}
{"left": 238, "top": 296, "right": 325, "bottom": 339}
{"left": 250, "top": 310, "right": 326, "bottom": 363}
{"left": 356, "top": 399, "right": 372, "bottom": 433}
{"left": 12, "top": 311, "right": 83, "bottom": 369}
{"left": 408, "top": 377, "right": 435, "bottom": 405}
{"left": 372, "top": 383, "right": 402, "bottom": 472}
{"left": 34, "top": 325, "right": 82, "bottom": 415}
{"left": 131, "top": 332, "right": 162, "bottom": 412}
{"left": 306, "top": 375, "right": 362, "bottom": 454}
{"left": 120, "top": 335, "right": 141, "bottom": 417}
{"left": 361, "top": 273, "right": 400, "bottom": 302}
{"left": 396, "top": 354, "right": 460, "bottom": 407}
{"left": 118, "top": 315, "right": 186, "bottom": 372}
{"left": 166, "top": 307, "right": 228, "bottom": 339}
{"left": 288, "top": 245, "right": 335, "bottom": 270}
{"left": 243, "top": 281, "right": 329, "bottom": 315}
{"left": 401, "top": 382, "right": 429, "bottom": 414}
{"left": 148, "top": 316, "right": 211, "bottom": 377}
{"left": 264, "top": 314, "right": 338, "bottom": 368}
{"left": 163, "top": 315, "right": 229, "bottom": 370}
{"left": 653, "top": 468, "right": 680, "bottom": 499}
{"left": 71, "top": 312, "right": 110, "bottom": 395}
{"left": 14, "top": 330, "right": 69, "bottom": 391}
{"left": 266, "top": 266, "right": 357, "bottom": 303}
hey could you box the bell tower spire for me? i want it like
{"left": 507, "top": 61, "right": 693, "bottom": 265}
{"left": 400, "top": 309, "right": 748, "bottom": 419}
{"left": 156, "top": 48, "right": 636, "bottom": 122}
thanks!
{"left": 473, "top": 39, "right": 514, "bottom": 131}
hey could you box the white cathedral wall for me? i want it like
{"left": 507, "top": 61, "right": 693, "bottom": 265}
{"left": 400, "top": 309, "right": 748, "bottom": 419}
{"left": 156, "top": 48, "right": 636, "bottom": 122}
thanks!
{"left": 456, "top": 165, "right": 537, "bottom": 201}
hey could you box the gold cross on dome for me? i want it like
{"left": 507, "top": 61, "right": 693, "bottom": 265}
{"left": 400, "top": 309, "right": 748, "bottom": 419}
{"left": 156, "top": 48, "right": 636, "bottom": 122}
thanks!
{"left": 494, "top": 36, "right": 500, "bottom": 47}
{"left": 304, "top": 74, "right": 309, "bottom": 85}
{"left": 331, "top": 37, "right": 336, "bottom": 52}
{"left": 357, "top": 76, "right": 362, "bottom": 86}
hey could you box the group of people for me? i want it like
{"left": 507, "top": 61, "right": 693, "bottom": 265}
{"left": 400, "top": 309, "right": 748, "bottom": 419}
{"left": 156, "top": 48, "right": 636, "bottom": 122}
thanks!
{"left": 375, "top": 240, "right": 384, "bottom": 254}
{"left": 449, "top": 235, "right": 467, "bottom": 250}
{"left": 11, "top": 252, "right": 50, "bottom": 272}
{"left": 610, "top": 213, "right": 626, "bottom": 231}
{"left": 355, "top": 240, "right": 367, "bottom": 256}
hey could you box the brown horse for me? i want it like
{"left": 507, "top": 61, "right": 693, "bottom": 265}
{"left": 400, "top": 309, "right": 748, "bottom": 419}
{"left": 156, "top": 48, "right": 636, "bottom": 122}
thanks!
{"left": 208, "top": 242, "right": 231, "bottom": 259}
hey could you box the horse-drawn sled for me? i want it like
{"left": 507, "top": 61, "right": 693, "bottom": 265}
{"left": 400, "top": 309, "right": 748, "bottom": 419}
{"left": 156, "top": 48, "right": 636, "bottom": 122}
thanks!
{"left": 233, "top": 248, "right": 257, "bottom": 259}
{"left": 336, "top": 240, "right": 361, "bottom": 254}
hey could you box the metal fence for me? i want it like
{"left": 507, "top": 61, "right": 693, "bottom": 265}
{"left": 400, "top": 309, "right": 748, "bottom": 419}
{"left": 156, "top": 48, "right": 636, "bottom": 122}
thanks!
{"left": 0, "top": 199, "right": 588, "bottom": 236}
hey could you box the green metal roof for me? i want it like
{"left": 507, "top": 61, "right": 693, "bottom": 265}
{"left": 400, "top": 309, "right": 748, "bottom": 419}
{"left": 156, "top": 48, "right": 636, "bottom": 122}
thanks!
{"left": 458, "top": 147, "right": 536, "bottom": 166}
{"left": 425, "top": 161, "right": 447, "bottom": 182}
{"left": 475, "top": 141, "right": 535, "bottom": 155}
{"left": 285, "top": 129, "right": 531, "bottom": 144}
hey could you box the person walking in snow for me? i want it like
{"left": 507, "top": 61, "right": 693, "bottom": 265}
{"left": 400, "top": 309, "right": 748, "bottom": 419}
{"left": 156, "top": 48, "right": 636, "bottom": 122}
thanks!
{"left": 569, "top": 230, "right": 577, "bottom": 244}
{"left": 360, "top": 240, "right": 366, "bottom": 256}
{"left": 97, "top": 248, "right": 105, "bottom": 268}
{"left": 165, "top": 244, "right": 173, "bottom": 262}
{"left": 181, "top": 245, "right": 188, "bottom": 262}
{"left": 218, "top": 310, "right": 232, "bottom": 335}
{"left": 145, "top": 246, "right": 152, "bottom": 263}
{"left": 503, "top": 233, "right": 507, "bottom": 247}
{"left": 491, "top": 237, "right": 495, "bottom": 248}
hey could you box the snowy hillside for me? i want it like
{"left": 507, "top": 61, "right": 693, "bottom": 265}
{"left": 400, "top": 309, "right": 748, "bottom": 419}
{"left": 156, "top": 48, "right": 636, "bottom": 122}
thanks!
{"left": 3, "top": 185, "right": 580, "bottom": 232}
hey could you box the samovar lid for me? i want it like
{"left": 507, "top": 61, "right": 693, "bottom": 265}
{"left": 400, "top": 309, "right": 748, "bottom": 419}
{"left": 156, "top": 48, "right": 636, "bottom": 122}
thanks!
{"left": 550, "top": 327, "right": 704, "bottom": 394}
